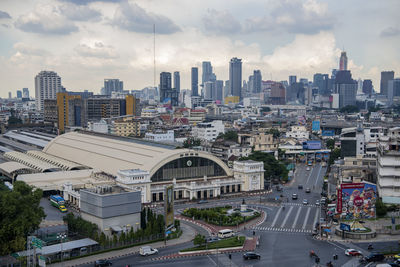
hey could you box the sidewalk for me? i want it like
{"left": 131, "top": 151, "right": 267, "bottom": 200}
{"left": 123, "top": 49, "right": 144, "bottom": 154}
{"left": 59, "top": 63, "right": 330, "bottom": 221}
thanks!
{"left": 48, "top": 222, "right": 197, "bottom": 267}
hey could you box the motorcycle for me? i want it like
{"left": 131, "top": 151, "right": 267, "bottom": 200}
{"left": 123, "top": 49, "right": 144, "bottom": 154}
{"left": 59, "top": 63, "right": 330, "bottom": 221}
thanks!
{"left": 368, "top": 244, "right": 373, "bottom": 250}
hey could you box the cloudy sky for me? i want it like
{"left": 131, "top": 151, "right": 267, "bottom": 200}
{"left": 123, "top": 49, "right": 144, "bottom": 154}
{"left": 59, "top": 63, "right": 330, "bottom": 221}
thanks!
{"left": 0, "top": 0, "right": 399, "bottom": 97}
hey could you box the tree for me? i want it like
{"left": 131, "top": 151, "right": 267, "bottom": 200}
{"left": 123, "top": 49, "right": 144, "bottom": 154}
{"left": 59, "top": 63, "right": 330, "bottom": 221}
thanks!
{"left": 183, "top": 137, "right": 201, "bottom": 148}
{"left": 0, "top": 181, "right": 46, "bottom": 255}
{"left": 141, "top": 208, "right": 147, "bottom": 229}
{"left": 267, "top": 128, "right": 280, "bottom": 139}
{"left": 376, "top": 199, "right": 387, "bottom": 217}
{"left": 261, "top": 107, "right": 271, "bottom": 113}
{"left": 217, "top": 131, "right": 238, "bottom": 142}
{"left": 326, "top": 139, "right": 335, "bottom": 150}
{"left": 193, "top": 234, "right": 206, "bottom": 247}
{"left": 339, "top": 105, "right": 359, "bottom": 113}
{"left": 328, "top": 148, "right": 341, "bottom": 166}
{"left": 240, "top": 151, "right": 289, "bottom": 183}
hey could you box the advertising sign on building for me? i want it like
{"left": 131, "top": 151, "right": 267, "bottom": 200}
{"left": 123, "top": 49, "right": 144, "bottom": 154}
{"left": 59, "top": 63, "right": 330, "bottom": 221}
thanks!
{"left": 312, "top": 121, "right": 320, "bottom": 132}
{"left": 164, "top": 185, "right": 174, "bottom": 228}
{"left": 322, "top": 130, "right": 335, "bottom": 136}
{"left": 337, "top": 183, "right": 376, "bottom": 219}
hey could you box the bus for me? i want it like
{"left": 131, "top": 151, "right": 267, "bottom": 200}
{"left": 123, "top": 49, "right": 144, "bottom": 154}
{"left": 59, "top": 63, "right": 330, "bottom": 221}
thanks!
{"left": 50, "top": 195, "right": 68, "bottom": 212}
{"left": 218, "top": 229, "right": 234, "bottom": 239}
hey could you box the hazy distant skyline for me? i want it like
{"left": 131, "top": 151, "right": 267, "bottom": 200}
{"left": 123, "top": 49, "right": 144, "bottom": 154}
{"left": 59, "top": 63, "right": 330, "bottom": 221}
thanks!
{"left": 0, "top": 0, "right": 399, "bottom": 97}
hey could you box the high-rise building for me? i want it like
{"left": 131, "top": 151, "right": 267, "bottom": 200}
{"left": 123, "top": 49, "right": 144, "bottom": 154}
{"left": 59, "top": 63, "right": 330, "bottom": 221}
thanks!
{"left": 229, "top": 57, "right": 242, "bottom": 99}
{"left": 313, "top": 73, "right": 330, "bottom": 96}
{"left": 362, "top": 79, "right": 373, "bottom": 95}
{"left": 289, "top": 75, "right": 297, "bottom": 86}
{"left": 191, "top": 67, "right": 198, "bottom": 96}
{"left": 202, "top": 61, "right": 213, "bottom": 86}
{"left": 253, "top": 70, "right": 262, "bottom": 93}
{"left": 173, "top": 71, "right": 180, "bottom": 94}
{"left": 269, "top": 82, "right": 286, "bottom": 105}
{"left": 159, "top": 72, "right": 178, "bottom": 106}
{"left": 23, "top": 88, "right": 29, "bottom": 98}
{"left": 334, "top": 70, "right": 357, "bottom": 108}
{"left": 388, "top": 78, "right": 400, "bottom": 101}
{"left": 215, "top": 80, "right": 223, "bottom": 102}
{"left": 104, "top": 79, "right": 123, "bottom": 96}
{"left": 380, "top": 71, "right": 395, "bottom": 96}
{"left": 35, "top": 70, "right": 62, "bottom": 111}
{"left": 204, "top": 81, "right": 214, "bottom": 100}
{"left": 16, "top": 90, "right": 22, "bottom": 98}
{"left": 339, "top": 51, "right": 348, "bottom": 71}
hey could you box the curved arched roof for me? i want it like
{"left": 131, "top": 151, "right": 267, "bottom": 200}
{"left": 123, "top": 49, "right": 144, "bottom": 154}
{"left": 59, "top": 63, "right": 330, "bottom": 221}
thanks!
{"left": 43, "top": 132, "right": 233, "bottom": 177}
{"left": 0, "top": 161, "right": 35, "bottom": 176}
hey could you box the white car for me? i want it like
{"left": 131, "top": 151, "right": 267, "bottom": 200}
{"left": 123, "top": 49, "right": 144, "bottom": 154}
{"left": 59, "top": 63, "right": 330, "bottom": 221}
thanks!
{"left": 344, "top": 248, "right": 362, "bottom": 256}
{"left": 303, "top": 199, "right": 308, "bottom": 205}
{"left": 306, "top": 167, "right": 311, "bottom": 171}
{"left": 140, "top": 246, "right": 158, "bottom": 256}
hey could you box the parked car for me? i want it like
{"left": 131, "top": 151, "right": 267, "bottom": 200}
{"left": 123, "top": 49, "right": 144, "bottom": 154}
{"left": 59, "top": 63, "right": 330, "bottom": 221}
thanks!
{"left": 95, "top": 260, "right": 112, "bottom": 267}
{"left": 303, "top": 199, "right": 308, "bottom": 205}
{"left": 306, "top": 167, "right": 311, "bottom": 171}
{"left": 139, "top": 246, "right": 158, "bottom": 256}
{"left": 345, "top": 249, "right": 363, "bottom": 256}
{"left": 243, "top": 252, "right": 261, "bottom": 260}
{"left": 206, "top": 236, "right": 219, "bottom": 243}
{"left": 361, "top": 253, "right": 385, "bottom": 263}
{"left": 298, "top": 184, "right": 303, "bottom": 189}
{"left": 292, "top": 193, "right": 298, "bottom": 200}
{"left": 306, "top": 188, "right": 311, "bottom": 193}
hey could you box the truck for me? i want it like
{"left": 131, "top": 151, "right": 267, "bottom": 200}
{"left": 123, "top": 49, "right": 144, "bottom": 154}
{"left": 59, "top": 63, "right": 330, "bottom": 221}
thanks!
{"left": 50, "top": 195, "right": 68, "bottom": 212}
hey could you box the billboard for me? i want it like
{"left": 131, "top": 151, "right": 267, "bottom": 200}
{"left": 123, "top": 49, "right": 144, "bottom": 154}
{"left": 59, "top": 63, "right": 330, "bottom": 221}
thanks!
{"left": 303, "top": 140, "right": 322, "bottom": 150}
{"left": 164, "top": 185, "right": 174, "bottom": 228}
{"left": 322, "top": 130, "right": 335, "bottom": 136}
{"left": 312, "top": 121, "right": 320, "bottom": 132}
{"left": 337, "top": 183, "right": 377, "bottom": 219}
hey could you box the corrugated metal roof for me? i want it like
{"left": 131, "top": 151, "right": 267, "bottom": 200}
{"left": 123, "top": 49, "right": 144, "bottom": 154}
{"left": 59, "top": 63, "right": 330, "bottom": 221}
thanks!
{"left": 4, "top": 131, "right": 49, "bottom": 148}
{"left": 4, "top": 151, "right": 61, "bottom": 172}
{"left": 26, "top": 150, "right": 88, "bottom": 170}
{"left": 0, "top": 161, "right": 35, "bottom": 174}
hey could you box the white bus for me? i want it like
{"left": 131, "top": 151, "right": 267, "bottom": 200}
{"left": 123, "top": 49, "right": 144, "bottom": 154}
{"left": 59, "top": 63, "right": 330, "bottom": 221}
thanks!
{"left": 218, "top": 229, "right": 234, "bottom": 239}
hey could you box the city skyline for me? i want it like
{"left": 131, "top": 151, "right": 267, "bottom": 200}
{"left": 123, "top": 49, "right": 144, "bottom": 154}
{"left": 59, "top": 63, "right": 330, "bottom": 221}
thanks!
{"left": 0, "top": 0, "right": 399, "bottom": 97}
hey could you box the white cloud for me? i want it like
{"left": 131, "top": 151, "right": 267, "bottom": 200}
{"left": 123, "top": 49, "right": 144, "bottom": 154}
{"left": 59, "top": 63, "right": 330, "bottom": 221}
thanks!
{"left": 111, "top": 2, "right": 180, "bottom": 34}
{"left": 0, "top": 10, "right": 11, "bottom": 19}
{"left": 74, "top": 41, "right": 119, "bottom": 59}
{"left": 202, "top": 9, "right": 242, "bottom": 34}
{"left": 380, "top": 26, "right": 400, "bottom": 37}
{"left": 60, "top": 3, "right": 102, "bottom": 22}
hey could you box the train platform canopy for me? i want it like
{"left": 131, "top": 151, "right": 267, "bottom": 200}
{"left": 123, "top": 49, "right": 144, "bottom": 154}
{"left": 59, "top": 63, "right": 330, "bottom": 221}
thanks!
{"left": 16, "top": 169, "right": 109, "bottom": 191}
{"left": 0, "top": 161, "right": 36, "bottom": 178}
{"left": 4, "top": 151, "right": 62, "bottom": 173}
{"left": 4, "top": 131, "right": 49, "bottom": 148}
{"left": 26, "top": 150, "right": 89, "bottom": 171}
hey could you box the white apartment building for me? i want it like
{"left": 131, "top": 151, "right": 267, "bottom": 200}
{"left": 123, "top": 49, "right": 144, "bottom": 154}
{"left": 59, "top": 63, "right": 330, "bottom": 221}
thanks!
{"left": 144, "top": 130, "right": 175, "bottom": 143}
{"left": 286, "top": 125, "right": 309, "bottom": 140}
{"left": 243, "top": 97, "right": 261, "bottom": 107}
{"left": 35, "top": 71, "right": 62, "bottom": 111}
{"left": 377, "top": 127, "right": 400, "bottom": 204}
{"left": 192, "top": 120, "right": 225, "bottom": 142}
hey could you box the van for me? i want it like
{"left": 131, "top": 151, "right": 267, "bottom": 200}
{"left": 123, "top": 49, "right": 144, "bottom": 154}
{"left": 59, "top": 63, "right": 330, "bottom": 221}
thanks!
{"left": 80, "top": 247, "right": 88, "bottom": 256}
{"left": 218, "top": 229, "right": 234, "bottom": 239}
{"left": 139, "top": 246, "right": 158, "bottom": 256}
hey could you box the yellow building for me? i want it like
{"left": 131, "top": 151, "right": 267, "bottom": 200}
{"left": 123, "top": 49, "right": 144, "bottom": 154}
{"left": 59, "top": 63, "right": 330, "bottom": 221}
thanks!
{"left": 224, "top": 96, "right": 240, "bottom": 105}
{"left": 112, "top": 117, "right": 141, "bottom": 137}
{"left": 57, "top": 92, "right": 82, "bottom": 132}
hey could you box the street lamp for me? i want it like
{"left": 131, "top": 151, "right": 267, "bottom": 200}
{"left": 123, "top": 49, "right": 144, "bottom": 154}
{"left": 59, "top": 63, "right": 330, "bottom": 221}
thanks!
{"left": 57, "top": 233, "right": 67, "bottom": 266}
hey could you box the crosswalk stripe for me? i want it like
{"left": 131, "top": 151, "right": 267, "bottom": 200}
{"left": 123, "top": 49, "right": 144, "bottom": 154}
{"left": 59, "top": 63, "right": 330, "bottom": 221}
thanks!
{"left": 302, "top": 207, "right": 312, "bottom": 230}
{"left": 271, "top": 207, "right": 283, "bottom": 228}
{"left": 280, "top": 206, "right": 294, "bottom": 228}
{"left": 312, "top": 207, "right": 320, "bottom": 231}
{"left": 292, "top": 206, "right": 302, "bottom": 229}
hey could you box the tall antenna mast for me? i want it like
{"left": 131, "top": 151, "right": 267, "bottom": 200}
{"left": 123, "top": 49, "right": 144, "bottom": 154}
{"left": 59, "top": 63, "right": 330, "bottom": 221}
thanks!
{"left": 153, "top": 24, "right": 156, "bottom": 88}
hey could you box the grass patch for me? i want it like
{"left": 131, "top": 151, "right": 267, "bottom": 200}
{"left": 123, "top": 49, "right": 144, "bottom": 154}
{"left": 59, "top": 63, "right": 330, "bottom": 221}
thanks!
{"left": 181, "top": 236, "right": 245, "bottom": 252}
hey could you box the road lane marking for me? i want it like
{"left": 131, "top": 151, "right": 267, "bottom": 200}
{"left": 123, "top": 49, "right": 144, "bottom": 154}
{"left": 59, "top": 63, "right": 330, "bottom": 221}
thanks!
{"left": 292, "top": 207, "right": 302, "bottom": 229}
{"left": 271, "top": 207, "right": 283, "bottom": 228}
{"left": 280, "top": 206, "right": 294, "bottom": 228}
{"left": 314, "top": 165, "right": 323, "bottom": 187}
{"left": 302, "top": 207, "right": 311, "bottom": 229}
{"left": 312, "top": 207, "right": 319, "bottom": 230}
{"left": 305, "top": 167, "right": 315, "bottom": 185}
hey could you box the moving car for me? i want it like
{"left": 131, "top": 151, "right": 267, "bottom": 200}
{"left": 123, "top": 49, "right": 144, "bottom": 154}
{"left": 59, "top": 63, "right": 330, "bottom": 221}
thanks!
{"left": 243, "top": 252, "right": 261, "bottom": 260}
{"left": 95, "top": 260, "right": 112, "bottom": 267}
{"left": 306, "top": 167, "right": 311, "bottom": 171}
{"left": 298, "top": 184, "right": 303, "bottom": 189}
{"left": 206, "top": 236, "right": 219, "bottom": 243}
{"left": 139, "top": 246, "right": 158, "bottom": 256}
{"left": 315, "top": 200, "right": 320, "bottom": 206}
{"left": 198, "top": 200, "right": 208, "bottom": 204}
{"left": 361, "top": 253, "right": 385, "bottom": 263}
{"left": 292, "top": 193, "right": 298, "bottom": 200}
{"left": 345, "top": 249, "right": 362, "bottom": 256}
{"left": 303, "top": 199, "right": 308, "bottom": 205}
{"left": 305, "top": 188, "right": 311, "bottom": 193}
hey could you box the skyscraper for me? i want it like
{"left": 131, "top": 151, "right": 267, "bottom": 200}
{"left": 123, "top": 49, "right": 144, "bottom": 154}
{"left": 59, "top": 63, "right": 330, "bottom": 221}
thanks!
{"left": 23, "top": 88, "right": 29, "bottom": 98}
{"left": 229, "top": 57, "right": 242, "bottom": 99}
{"left": 253, "top": 70, "right": 262, "bottom": 93}
{"left": 339, "top": 51, "right": 348, "bottom": 71}
{"left": 313, "top": 73, "right": 330, "bottom": 96}
{"left": 202, "top": 61, "right": 213, "bottom": 86}
{"left": 204, "top": 81, "right": 214, "bottom": 100}
{"left": 289, "top": 75, "right": 297, "bottom": 86}
{"left": 16, "top": 90, "right": 22, "bottom": 98}
{"left": 191, "top": 67, "right": 198, "bottom": 96}
{"left": 173, "top": 71, "right": 180, "bottom": 93}
{"left": 362, "top": 79, "right": 373, "bottom": 95}
{"left": 380, "top": 71, "right": 395, "bottom": 96}
{"left": 214, "top": 80, "right": 224, "bottom": 102}
{"left": 35, "top": 70, "right": 62, "bottom": 111}
{"left": 104, "top": 79, "right": 123, "bottom": 95}
{"left": 159, "top": 72, "right": 178, "bottom": 106}
{"left": 334, "top": 70, "right": 357, "bottom": 108}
